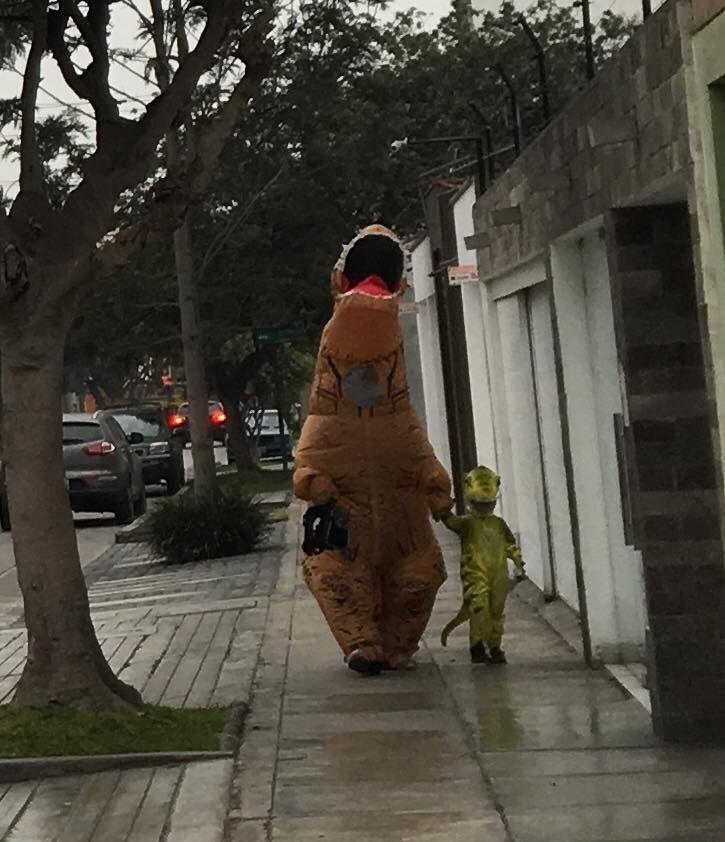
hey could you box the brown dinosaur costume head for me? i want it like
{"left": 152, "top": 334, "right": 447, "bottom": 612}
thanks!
{"left": 326, "top": 224, "right": 410, "bottom": 364}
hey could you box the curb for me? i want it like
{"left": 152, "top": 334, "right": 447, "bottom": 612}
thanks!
{"left": 115, "top": 484, "right": 192, "bottom": 544}
{"left": 115, "top": 512, "right": 153, "bottom": 544}
{"left": 0, "top": 750, "right": 234, "bottom": 784}
{"left": 219, "top": 701, "right": 249, "bottom": 753}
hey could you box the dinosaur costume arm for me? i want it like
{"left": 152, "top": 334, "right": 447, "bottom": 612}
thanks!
{"left": 443, "top": 514, "right": 467, "bottom": 534}
{"left": 293, "top": 420, "right": 338, "bottom": 505}
{"left": 409, "top": 420, "right": 453, "bottom": 518}
{"left": 293, "top": 467, "right": 338, "bottom": 505}
{"left": 502, "top": 519, "right": 525, "bottom": 571}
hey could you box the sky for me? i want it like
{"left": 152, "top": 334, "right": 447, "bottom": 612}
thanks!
{"left": 392, "top": 0, "right": 645, "bottom": 21}
{"left": 0, "top": 0, "right": 650, "bottom": 195}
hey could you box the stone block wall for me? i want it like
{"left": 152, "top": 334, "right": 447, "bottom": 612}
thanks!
{"left": 608, "top": 204, "right": 725, "bottom": 740}
{"left": 473, "top": 0, "right": 689, "bottom": 279}
{"left": 691, "top": 0, "right": 725, "bottom": 32}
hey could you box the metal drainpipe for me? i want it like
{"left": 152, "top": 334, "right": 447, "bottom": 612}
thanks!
{"left": 432, "top": 251, "right": 466, "bottom": 514}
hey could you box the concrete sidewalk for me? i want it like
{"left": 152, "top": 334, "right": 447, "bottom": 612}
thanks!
{"left": 1, "top": 507, "right": 725, "bottom": 840}
{"left": 0, "top": 515, "right": 294, "bottom": 841}
{"left": 232, "top": 515, "right": 725, "bottom": 842}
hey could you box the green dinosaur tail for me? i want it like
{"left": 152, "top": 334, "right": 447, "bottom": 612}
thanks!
{"left": 441, "top": 605, "right": 470, "bottom": 647}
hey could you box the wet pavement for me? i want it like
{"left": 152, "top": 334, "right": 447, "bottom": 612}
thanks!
{"left": 0, "top": 514, "right": 289, "bottom": 841}
{"left": 1, "top": 509, "right": 725, "bottom": 839}
{"left": 231, "top": 519, "right": 725, "bottom": 842}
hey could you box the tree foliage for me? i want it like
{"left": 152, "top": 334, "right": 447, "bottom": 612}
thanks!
{"left": 64, "top": 0, "right": 635, "bottom": 411}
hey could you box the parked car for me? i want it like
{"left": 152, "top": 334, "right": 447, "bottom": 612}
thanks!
{"left": 0, "top": 413, "right": 146, "bottom": 531}
{"left": 104, "top": 404, "right": 185, "bottom": 494}
{"left": 176, "top": 400, "right": 228, "bottom": 444}
{"left": 228, "top": 409, "right": 293, "bottom": 463}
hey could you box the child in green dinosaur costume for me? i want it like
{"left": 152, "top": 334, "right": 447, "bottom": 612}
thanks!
{"left": 441, "top": 466, "right": 525, "bottom": 664}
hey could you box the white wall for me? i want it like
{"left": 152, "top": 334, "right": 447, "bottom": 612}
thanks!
{"left": 411, "top": 238, "right": 451, "bottom": 473}
{"left": 496, "top": 290, "right": 553, "bottom": 594}
{"left": 528, "top": 284, "right": 579, "bottom": 611}
{"left": 452, "top": 184, "right": 498, "bottom": 469}
{"left": 550, "top": 232, "right": 645, "bottom": 661}
{"left": 580, "top": 234, "right": 646, "bottom": 652}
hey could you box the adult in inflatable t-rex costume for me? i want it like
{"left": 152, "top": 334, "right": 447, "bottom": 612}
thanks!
{"left": 294, "top": 224, "right": 453, "bottom": 675}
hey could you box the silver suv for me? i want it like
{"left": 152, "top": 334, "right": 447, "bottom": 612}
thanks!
{"left": 0, "top": 413, "right": 146, "bottom": 531}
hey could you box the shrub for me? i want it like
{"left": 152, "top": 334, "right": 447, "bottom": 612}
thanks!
{"left": 148, "top": 486, "right": 269, "bottom": 564}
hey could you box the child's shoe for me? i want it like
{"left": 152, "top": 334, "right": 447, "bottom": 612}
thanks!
{"left": 470, "top": 642, "right": 489, "bottom": 664}
{"left": 489, "top": 647, "right": 507, "bottom": 664}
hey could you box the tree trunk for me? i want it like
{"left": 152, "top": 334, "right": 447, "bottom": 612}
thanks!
{"left": 223, "top": 394, "right": 256, "bottom": 471}
{"left": 175, "top": 216, "right": 217, "bottom": 500}
{"left": 2, "top": 334, "right": 141, "bottom": 710}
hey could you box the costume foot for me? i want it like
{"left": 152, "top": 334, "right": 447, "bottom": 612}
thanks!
{"left": 348, "top": 650, "right": 384, "bottom": 676}
{"left": 489, "top": 647, "right": 507, "bottom": 664}
{"left": 470, "top": 643, "right": 489, "bottom": 664}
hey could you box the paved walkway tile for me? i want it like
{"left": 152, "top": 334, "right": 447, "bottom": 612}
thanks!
{"left": 3, "top": 509, "right": 725, "bottom": 840}
{"left": 230, "top": 520, "right": 725, "bottom": 842}
{"left": 0, "top": 521, "right": 289, "bottom": 841}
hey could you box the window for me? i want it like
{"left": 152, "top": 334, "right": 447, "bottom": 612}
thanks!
{"left": 110, "top": 411, "right": 161, "bottom": 440}
{"left": 62, "top": 423, "right": 103, "bottom": 445}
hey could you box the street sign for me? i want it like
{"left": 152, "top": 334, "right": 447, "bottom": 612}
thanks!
{"left": 399, "top": 301, "right": 419, "bottom": 314}
{"left": 253, "top": 327, "right": 306, "bottom": 346}
{"left": 447, "top": 265, "right": 479, "bottom": 286}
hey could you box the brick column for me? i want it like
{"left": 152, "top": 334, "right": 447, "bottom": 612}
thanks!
{"left": 607, "top": 204, "right": 725, "bottom": 741}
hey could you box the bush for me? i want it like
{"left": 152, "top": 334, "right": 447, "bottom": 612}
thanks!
{"left": 148, "top": 486, "right": 269, "bottom": 564}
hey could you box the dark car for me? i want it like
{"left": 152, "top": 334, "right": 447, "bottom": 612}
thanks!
{"left": 104, "top": 404, "right": 185, "bottom": 494}
{"left": 0, "top": 413, "right": 146, "bottom": 531}
{"left": 177, "top": 400, "right": 228, "bottom": 444}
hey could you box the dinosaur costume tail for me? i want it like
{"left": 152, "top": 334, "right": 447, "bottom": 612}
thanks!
{"left": 440, "top": 604, "right": 470, "bottom": 647}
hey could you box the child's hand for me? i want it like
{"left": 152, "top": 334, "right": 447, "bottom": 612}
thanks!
{"left": 430, "top": 495, "right": 455, "bottom": 522}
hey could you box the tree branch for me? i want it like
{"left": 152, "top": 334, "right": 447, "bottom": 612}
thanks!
{"left": 47, "top": 1, "right": 121, "bottom": 127}
{"left": 56, "top": 0, "right": 273, "bottom": 257}
{"left": 19, "top": 0, "right": 47, "bottom": 198}
{"left": 93, "top": 47, "right": 273, "bottom": 279}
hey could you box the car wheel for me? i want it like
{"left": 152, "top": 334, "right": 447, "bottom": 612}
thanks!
{"left": 0, "top": 495, "right": 10, "bottom": 532}
{"left": 134, "top": 484, "right": 147, "bottom": 517}
{"left": 114, "top": 486, "right": 135, "bottom": 526}
{"left": 166, "top": 460, "right": 183, "bottom": 496}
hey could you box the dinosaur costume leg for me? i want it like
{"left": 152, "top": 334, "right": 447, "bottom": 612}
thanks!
{"left": 381, "top": 545, "right": 446, "bottom": 667}
{"left": 469, "top": 604, "right": 491, "bottom": 649}
{"left": 487, "top": 566, "right": 509, "bottom": 650}
{"left": 462, "top": 564, "right": 492, "bottom": 649}
{"left": 303, "top": 550, "right": 386, "bottom": 663}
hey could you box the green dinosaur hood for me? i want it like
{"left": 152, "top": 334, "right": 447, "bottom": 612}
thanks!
{"left": 464, "top": 466, "right": 501, "bottom": 503}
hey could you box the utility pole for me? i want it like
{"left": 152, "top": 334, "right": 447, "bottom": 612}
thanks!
{"left": 576, "top": 0, "right": 595, "bottom": 81}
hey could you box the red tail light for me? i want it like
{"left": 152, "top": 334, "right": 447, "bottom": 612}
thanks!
{"left": 211, "top": 410, "right": 227, "bottom": 425}
{"left": 83, "top": 440, "right": 116, "bottom": 456}
{"left": 168, "top": 414, "right": 186, "bottom": 428}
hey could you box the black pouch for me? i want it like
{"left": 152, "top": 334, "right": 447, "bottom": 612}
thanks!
{"left": 302, "top": 502, "right": 348, "bottom": 556}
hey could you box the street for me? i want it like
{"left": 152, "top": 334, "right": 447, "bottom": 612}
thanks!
{"left": 0, "top": 517, "right": 119, "bottom": 605}
{"left": 0, "top": 445, "right": 227, "bottom": 608}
